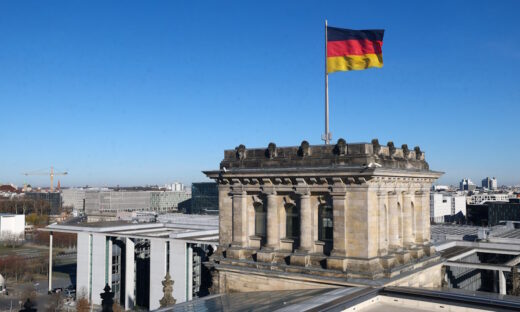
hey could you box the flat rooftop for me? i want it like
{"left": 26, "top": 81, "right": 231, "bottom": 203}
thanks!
{"left": 158, "top": 286, "right": 520, "bottom": 312}
{"left": 42, "top": 214, "right": 219, "bottom": 244}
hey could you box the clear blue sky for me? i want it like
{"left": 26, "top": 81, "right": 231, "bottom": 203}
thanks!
{"left": 1, "top": 0, "right": 519, "bottom": 187}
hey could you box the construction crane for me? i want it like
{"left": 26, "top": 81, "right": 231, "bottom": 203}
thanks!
{"left": 23, "top": 167, "right": 68, "bottom": 192}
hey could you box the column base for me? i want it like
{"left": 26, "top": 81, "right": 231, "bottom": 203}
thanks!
{"left": 290, "top": 253, "right": 310, "bottom": 267}
{"left": 422, "top": 243, "right": 436, "bottom": 257}
{"left": 394, "top": 250, "right": 412, "bottom": 265}
{"left": 226, "top": 247, "right": 255, "bottom": 260}
{"left": 379, "top": 254, "right": 397, "bottom": 270}
{"left": 256, "top": 250, "right": 275, "bottom": 263}
{"left": 309, "top": 254, "right": 327, "bottom": 269}
{"left": 409, "top": 246, "right": 425, "bottom": 259}
{"left": 273, "top": 251, "right": 292, "bottom": 265}
{"left": 327, "top": 256, "right": 348, "bottom": 272}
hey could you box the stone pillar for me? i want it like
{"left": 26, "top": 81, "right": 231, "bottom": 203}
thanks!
{"left": 402, "top": 192, "right": 414, "bottom": 247}
{"left": 218, "top": 185, "right": 233, "bottom": 248}
{"left": 421, "top": 189, "right": 431, "bottom": 245}
{"left": 232, "top": 190, "right": 247, "bottom": 246}
{"left": 247, "top": 198, "right": 256, "bottom": 246}
{"left": 266, "top": 191, "right": 279, "bottom": 249}
{"left": 414, "top": 191, "right": 424, "bottom": 244}
{"left": 48, "top": 231, "right": 53, "bottom": 293}
{"left": 298, "top": 191, "right": 312, "bottom": 252}
{"left": 499, "top": 270, "right": 507, "bottom": 295}
{"left": 377, "top": 193, "right": 388, "bottom": 256}
{"left": 388, "top": 192, "right": 400, "bottom": 251}
{"left": 330, "top": 194, "right": 347, "bottom": 257}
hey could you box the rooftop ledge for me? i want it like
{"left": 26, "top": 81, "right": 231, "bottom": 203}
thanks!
{"left": 205, "top": 139, "right": 440, "bottom": 174}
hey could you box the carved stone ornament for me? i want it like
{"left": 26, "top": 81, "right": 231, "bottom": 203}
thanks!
{"left": 371, "top": 138, "right": 381, "bottom": 155}
{"left": 414, "top": 146, "right": 424, "bottom": 160}
{"left": 266, "top": 142, "right": 277, "bottom": 159}
{"left": 235, "top": 144, "right": 246, "bottom": 160}
{"left": 402, "top": 144, "right": 410, "bottom": 159}
{"left": 317, "top": 195, "right": 331, "bottom": 205}
{"left": 387, "top": 141, "right": 396, "bottom": 156}
{"left": 252, "top": 195, "right": 262, "bottom": 204}
{"left": 334, "top": 138, "right": 347, "bottom": 156}
{"left": 298, "top": 140, "right": 310, "bottom": 157}
{"left": 283, "top": 195, "right": 296, "bottom": 206}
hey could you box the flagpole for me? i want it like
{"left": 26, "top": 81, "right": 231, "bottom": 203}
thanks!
{"left": 323, "top": 19, "right": 330, "bottom": 145}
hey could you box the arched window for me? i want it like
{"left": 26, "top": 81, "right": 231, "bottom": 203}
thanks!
{"left": 318, "top": 204, "right": 333, "bottom": 255}
{"left": 254, "top": 202, "right": 266, "bottom": 239}
{"left": 285, "top": 204, "right": 300, "bottom": 245}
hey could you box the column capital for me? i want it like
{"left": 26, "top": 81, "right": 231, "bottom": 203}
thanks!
{"left": 330, "top": 192, "right": 347, "bottom": 200}
{"left": 296, "top": 189, "right": 311, "bottom": 197}
{"left": 231, "top": 190, "right": 247, "bottom": 196}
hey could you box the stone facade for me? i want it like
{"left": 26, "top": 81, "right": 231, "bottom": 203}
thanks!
{"left": 204, "top": 139, "right": 443, "bottom": 290}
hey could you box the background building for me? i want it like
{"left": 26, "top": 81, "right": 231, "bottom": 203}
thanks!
{"left": 0, "top": 213, "right": 25, "bottom": 241}
{"left": 24, "top": 192, "right": 62, "bottom": 214}
{"left": 44, "top": 214, "right": 218, "bottom": 310}
{"left": 460, "top": 178, "right": 477, "bottom": 191}
{"left": 189, "top": 182, "right": 218, "bottom": 215}
{"left": 61, "top": 188, "right": 86, "bottom": 212}
{"left": 466, "top": 198, "right": 520, "bottom": 226}
{"left": 482, "top": 177, "right": 498, "bottom": 190}
{"left": 467, "top": 193, "right": 511, "bottom": 205}
{"left": 85, "top": 190, "right": 191, "bottom": 216}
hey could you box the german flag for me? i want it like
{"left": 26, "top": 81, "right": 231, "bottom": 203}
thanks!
{"left": 327, "top": 26, "right": 384, "bottom": 73}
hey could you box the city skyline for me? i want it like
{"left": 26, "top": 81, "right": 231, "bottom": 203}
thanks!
{"left": 1, "top": 0, "right": 520, "bottom": 186}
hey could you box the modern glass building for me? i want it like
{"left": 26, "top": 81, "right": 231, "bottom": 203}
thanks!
{"left": 190, "top": 183, "right": 218, "bottom": 215}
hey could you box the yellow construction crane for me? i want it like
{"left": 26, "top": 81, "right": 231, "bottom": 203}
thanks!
{"left": 23, "top": 167, "right": 68, "bottom": 192}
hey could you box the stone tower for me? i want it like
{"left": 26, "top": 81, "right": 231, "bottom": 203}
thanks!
{"left": 204, "top": 139, "right": 443, "bottom": 292}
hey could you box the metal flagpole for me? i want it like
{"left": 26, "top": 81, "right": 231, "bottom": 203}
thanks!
{"left": 322, "top": 19, "right": 331, "bottom": 145}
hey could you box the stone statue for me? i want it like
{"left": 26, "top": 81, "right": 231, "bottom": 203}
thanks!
{"left": 387, "top": 141, "right": 396, "bottom": 156}
{"left": 159, "top": 272, "right": 176, "bottom": 307}
{"left": 334, "top": 138, "right": 347, "bottom": 156}
{"left": 266, "top": 142, "right": 277, "bottom": 159}
{"left": 100, "top": 284, "right": 115, "bottom": 312}
{"left": 371, "top": 139, "right": 381, "bottom": 155}
{"left": 402, "top": 144, "right": 410, "bottom": 159}
{"left": 235, "top": 144, "right": 246, "bottom": 160}
{"left": 414, "top": 146, "right": 424, "bottom": 160}
{"left": 298, "top": 140, "right": 310, "bottom": 157}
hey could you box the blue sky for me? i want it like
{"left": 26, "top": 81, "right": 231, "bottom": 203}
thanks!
{"left": 1, "top": 0, "right": 519, "bottom": 187}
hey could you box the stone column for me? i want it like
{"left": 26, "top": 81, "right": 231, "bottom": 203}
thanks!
{"left": 232, "top": 190, "right": 247, "bottom": 246}
{"left": 298, "top": 191, "right": 312, "bottom": 252}
{"left": 218, "top": 185, "right": 233, "bottom": 248}
{"left": 330, "top": 194, "right": 347, "bottom": 257}
{"left": 377, "top": 193, "right": 388, "bottom": 256}
{"left": 421, "top": 189, "right": 431, "bottom": 245}
{"left": 414, "top": 191, "right": 425, "bottom": 244}
{"left": 247, "top": 198, "right": 256, "bottom": 246}
{"left": 388, "top": 192, "right": 400, "bottom": 251}
{"left": 402, "top": 192, "right": 414, "bottom": 247}
{"left": 266, "top": 190, "right": 279, "bottom": 249}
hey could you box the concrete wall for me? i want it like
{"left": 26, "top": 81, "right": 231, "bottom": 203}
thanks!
{"left": 149, "top": 238, "right": 166, "bottom": 310}
{"left": 170, "top": 239, "right": 187, "bottom": 304}
{"left": 388, "top": 263, "right": 443, "bottom": 288}
{"left": 76, "top": 233, "right": 91, "bottom": 300}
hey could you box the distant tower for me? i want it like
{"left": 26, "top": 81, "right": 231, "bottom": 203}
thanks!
{"left": 57, "top": 180, "right": 61, "bottom": 191}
